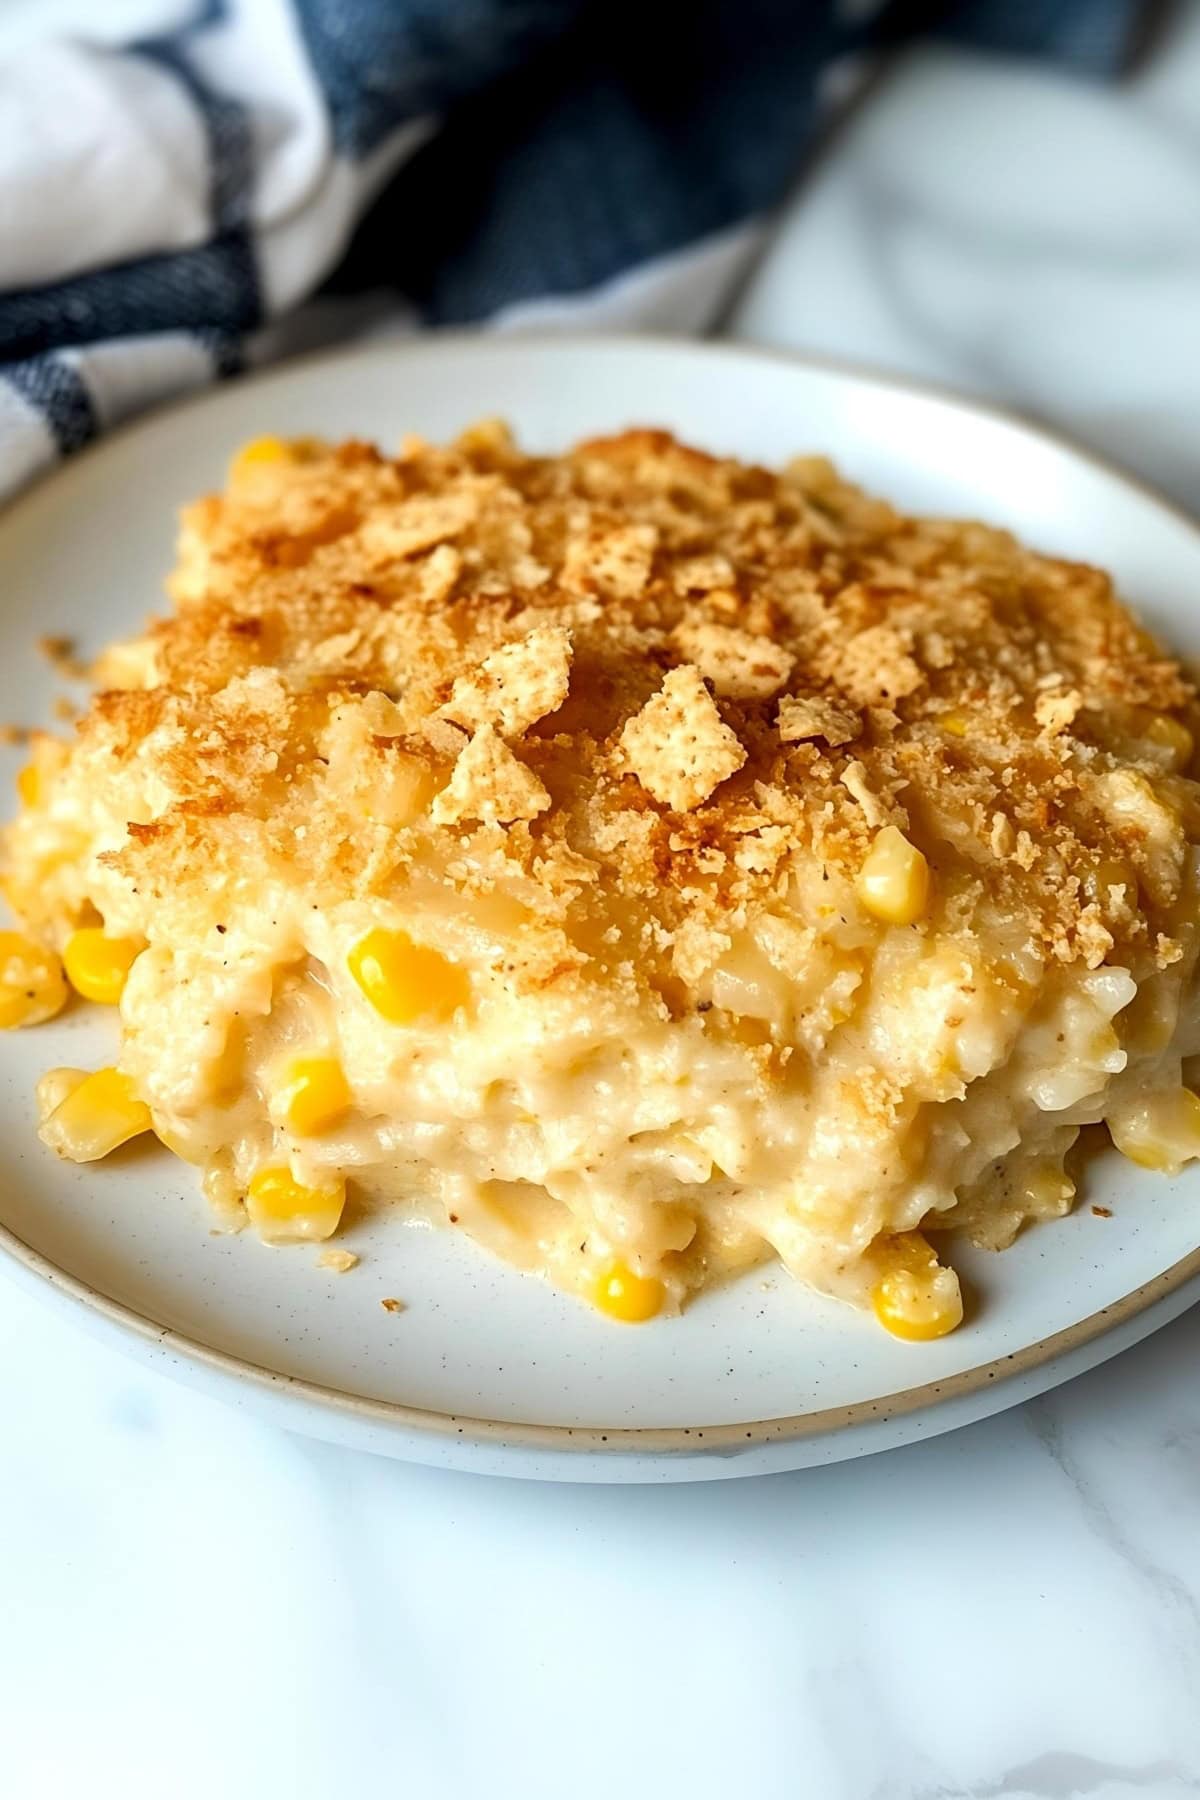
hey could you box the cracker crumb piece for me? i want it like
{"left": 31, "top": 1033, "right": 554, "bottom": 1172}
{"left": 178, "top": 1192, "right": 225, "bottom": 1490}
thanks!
{"left": 1014, "top": 830, "right": 1039, "bottom": 870}
{"left": 442, "top": 624, "right": 572, "bottom": 738}
{"left": 52, "top": 697, "right": 77, "bottom": 722}
{"left": 37, "top": 634, "right": 87, "bottom": 679}
{"left": 360, "top": 491, "right": 477, "bottom": 562}
{"left": 1034, "top": 686, "right": 1082, "bottom": 736}
{"left": 310, "top": 627, "right": 364, "bottom": 671}
{"left": 920, "top": 630, "right": 956, "bottom": 670}
{"left": 1076, "top": 907, "right": 1114, "bottom": 968}
{"left": 563, "top": 522, "right": 656, "bottom": 599}
{"left": 672, "top": 553, "right": 735, "bottom": 595}
{"left": 0, "top": 723, "right": 27, "bottom": 746}
{"left": 619, "top": 664, "right": 746, "bottom": 811}
{"left": 380, "top": 1296, "right": 406, "bottom": 1314}
{"left": 1091, "top": 1205, "right": 1113, "bottom": 1218}
{"left": 1157, "top": 933, "right": 1184, "bottom": 969}
{"left": 422, "top": 715, "right": 469, "bottom": 757}
{"left": 777, "top": 694, "right": 860, "bottom": 747}
{"left": 839, "top": 760, "right": 887, "bottom": 828}
{"left": 671, "top": 618, "right": 794, "bottom": 700}
{"left": 990, "top": 812, "right": 1016, "bottom": 859}
{"left": 834, "top": 625, "right": 924, "bottom": 706}
{"left": 418, "top": 542, "right": 463, "bottom": 604}
{"left": 318, "top": 1248, "right": 358, "bottom": 1273}
{"left": 432, "top": 723, "right": 551, "bottom": 825}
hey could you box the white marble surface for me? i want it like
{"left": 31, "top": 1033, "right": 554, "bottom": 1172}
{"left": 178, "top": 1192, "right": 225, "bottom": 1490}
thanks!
{"left": 734, "top": 5, "right": 1200, "bottom": 511}
{"left": 7, "top": 13, "right": 1200, "bottom": 1799}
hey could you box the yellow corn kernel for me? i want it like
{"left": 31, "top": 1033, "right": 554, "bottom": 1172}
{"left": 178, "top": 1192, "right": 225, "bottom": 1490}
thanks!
{"left": 36, "top": 1066, "right": 88, "bottom": 1119}
{"left": 455, "top": 417, "right": 514, "bottom": 458}
{"left": 0, "top": 930, "right": 68, "bottom": 1028}
{"left": 246, "top": 1167, "right": 347, "bottom": 1244}
{"left": 230, "top": 435, "right": 290, "bottom": 476}
{"left": 16, "top": 762, "right": 39, "bottom": 807}
{"left": 593, "top": 1261, "right": 665, "bottom": 1324}
{"left": 871, "top": 1231, "right": 963, "bottom": 1342}
{"left": 1145, "top": 715, "right": 1194, "bottom": 769}
{"left": 62, "top": 928, "right": 143, "bottom": 1005}
{"left": 856, "top": 826, "right": 931, "bottom": 927}
{"left": 940, "top": 710, "right": 970, "bottom": 737}
{"left": 1108, "top": 1088, "right": 1200, "bottom": 1173}
{"left": 277, "top": 1056, "right": 351, "bottom": 1136}
{"left": 39, "top": 1066, "right": 152, "bottom": 1162}
{"left": 348, "top": 927, "right": 470, "bottom": 1025}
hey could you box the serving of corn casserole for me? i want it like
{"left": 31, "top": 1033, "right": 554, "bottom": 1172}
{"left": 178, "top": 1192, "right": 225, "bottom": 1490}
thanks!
{"left": 4, "top": 420, "right": 1200, "bottom": 1341}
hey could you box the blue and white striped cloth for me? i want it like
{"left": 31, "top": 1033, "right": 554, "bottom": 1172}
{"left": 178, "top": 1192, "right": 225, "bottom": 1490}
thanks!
{"left": 0, "top": 0, "right": 1145, "bottom": 499}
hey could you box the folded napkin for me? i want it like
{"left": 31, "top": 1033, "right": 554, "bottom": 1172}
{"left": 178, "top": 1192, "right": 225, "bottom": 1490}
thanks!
{"left": 0, "top": 0, "right": 1144, "bottom": 499}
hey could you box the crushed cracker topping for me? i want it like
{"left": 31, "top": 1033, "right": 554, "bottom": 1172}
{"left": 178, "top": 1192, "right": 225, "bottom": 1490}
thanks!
{"left": 830, "top": 624, "right": 924, "bottom": 707}
{"left": 432, "top": 724, "right": 551, "bottom": 825}
{"left": 37, "top": 635, "right": 88, "bottom": 679}
{"left": 1034, "top": 686, "right": 1082, "bottom": 736}
{"left": 671, "top": 617, "right": 794, "bottom": 700}
{"left": 619, "top": 664, "right": 747, "bottom": 811}
{"left": 441, "top": 623, "right": 572, "bottom": 738}
{"left": 5, "top": 422, "right": 1197, "bottom": 993}
{"left": 318, "top": 1248, "right": 358, "bottom": 1272}
{"left": 562, "top": 521, "right": 656, "bottom": 600}
{"left": 777, "top": 694, "right": 860, "bottom": 747}
{"left": 839, "top": 760, "right": 888, "bottom": 829}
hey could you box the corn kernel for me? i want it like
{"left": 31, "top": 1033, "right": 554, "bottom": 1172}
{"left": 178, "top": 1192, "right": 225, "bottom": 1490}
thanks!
{"left": 246, "top": 1167, "right": 347, "bottom": 1244}
{"left": 0, "top": 930, "right": 68, "bottom": 1028}
{"left": 856, "top": 826, "right": 931, "bottom": 927}
{"left": 348, "top": 927, "right": 470, "bottom": 1025}
{"left": 940, "top": 710, "right": 970, "bottom": 737}
{"left": 39, "top": 1066, "right": 152, "bottom": 1162}
{"left": 1145, "top": 715, "right": 1194, "bottom": 770}
{"left": 277, "top": 1056, "right": 351, "bottom": 1136}
{"left": 63, "top": 928, "right": 143, "bottom": 1005}
{"left": 1108, "top": 1087, "right": 1200, "bottom": 1173}
{"left": 230, "top": 435, "right": 290, "bottom": 476}
{"left": 16, "top": 762, "right": 39, "bottom": 807}
{"left": 871, "top": 1231, "right": 963, "bottom": 1342}
{"left": 593, "top": 1261, "right": 665, "bottom": 1324}
{"left": 36, "top": 1066, "right": 88, "bottom": 1119}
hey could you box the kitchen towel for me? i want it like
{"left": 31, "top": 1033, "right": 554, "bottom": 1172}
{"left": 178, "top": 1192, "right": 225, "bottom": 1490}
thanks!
{"left": 0, "top": 0, "right": 1148, "bottom": 498}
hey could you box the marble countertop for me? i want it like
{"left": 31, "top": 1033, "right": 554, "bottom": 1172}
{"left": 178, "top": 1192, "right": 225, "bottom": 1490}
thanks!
{"left": 6, "top": 14, "right": 1200, "bottom": 1798}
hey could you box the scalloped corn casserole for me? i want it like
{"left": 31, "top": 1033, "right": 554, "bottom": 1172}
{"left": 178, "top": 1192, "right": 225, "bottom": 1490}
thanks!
{"left": 5, "top": 421, "right": 1200, "bottom": 1338}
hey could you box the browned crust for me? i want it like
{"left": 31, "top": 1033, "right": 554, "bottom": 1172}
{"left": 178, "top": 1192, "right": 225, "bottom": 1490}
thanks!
{"left": 9, "top": 424, "right": 1199, "bottom": 991}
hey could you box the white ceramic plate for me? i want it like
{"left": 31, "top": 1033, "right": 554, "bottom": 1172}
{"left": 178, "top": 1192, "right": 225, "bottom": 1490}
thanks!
{"left": 2, "top": 334, "right": 1199, "bottom": 1483}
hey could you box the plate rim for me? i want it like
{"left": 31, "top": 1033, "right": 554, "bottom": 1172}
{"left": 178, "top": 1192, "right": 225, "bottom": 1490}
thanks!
{"left": 4, "top": 1209, "right": 1200, "bottom": 1456}
{"left": 4, "top": 327, "right": 1200, "bottom": 1459}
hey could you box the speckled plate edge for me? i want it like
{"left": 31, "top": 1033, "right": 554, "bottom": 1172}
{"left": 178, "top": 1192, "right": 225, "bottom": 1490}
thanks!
{"left": 2, "top": 332, "right": 1199, "bottom": 1481}
{"left": 3, "top": 1209, "right": 1200, "bottom": 1479}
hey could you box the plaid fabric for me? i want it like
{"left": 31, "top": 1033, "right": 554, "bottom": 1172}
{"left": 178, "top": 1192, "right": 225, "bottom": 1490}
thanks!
{"left": 0, "top": 0, "right": 1146, "bottom": 497}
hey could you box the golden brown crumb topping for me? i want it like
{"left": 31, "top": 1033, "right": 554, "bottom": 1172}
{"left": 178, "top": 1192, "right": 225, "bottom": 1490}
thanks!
{"left": 19, "top": 422, "right": 1200, "bottom": 996}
